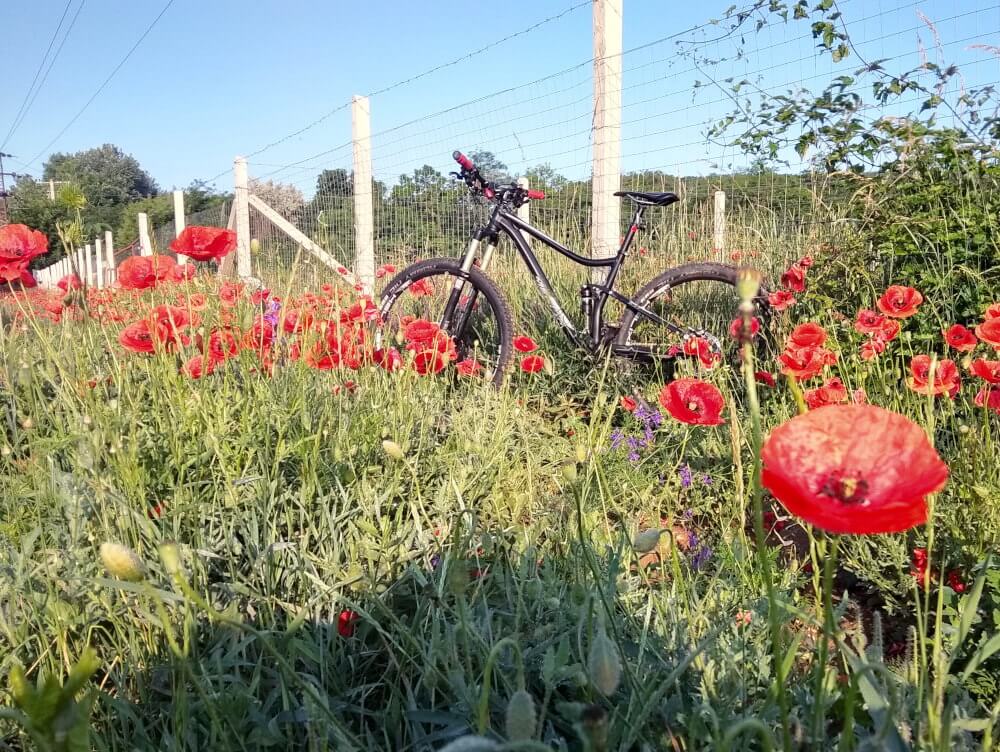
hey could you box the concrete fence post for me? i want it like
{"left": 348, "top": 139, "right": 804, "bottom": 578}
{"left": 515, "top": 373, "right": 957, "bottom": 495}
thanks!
{"left": 137, "top": 213, "right": 153, "bottom": 256}
{"left": 351, "top": 95, "right": 374, "bottom": 291}
{"left": 173, "top": 189, "right": 187, "bottom": 264}
{"left": 233, "top": 156, "right": 252, "bottom": 278}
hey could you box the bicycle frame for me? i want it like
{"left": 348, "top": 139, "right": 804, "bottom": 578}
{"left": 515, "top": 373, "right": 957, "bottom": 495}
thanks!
{"left": 442, "top": 199, "right": 693, "bottom": 361}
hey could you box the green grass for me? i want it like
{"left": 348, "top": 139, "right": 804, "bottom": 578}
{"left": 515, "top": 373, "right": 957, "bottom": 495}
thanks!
{"left": 1, "top": 203, "right": 999, "bottom": 751}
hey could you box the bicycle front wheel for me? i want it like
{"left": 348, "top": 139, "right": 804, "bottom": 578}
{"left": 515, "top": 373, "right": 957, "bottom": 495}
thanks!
{"left": 376, "top": 258, "right": 514, "bottom": 387}
{"left": 615, "top": 262, "right": 771, "bottom": 376}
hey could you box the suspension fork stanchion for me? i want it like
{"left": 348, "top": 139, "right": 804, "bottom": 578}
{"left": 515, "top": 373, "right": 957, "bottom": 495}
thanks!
{"left": 591, "top": 206, "right": 644, "bottom": 346}
{"left": 439, "top": 230, "right": 484, "bottom": 330}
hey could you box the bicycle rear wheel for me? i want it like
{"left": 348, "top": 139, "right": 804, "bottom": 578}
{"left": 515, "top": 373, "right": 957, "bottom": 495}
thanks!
{"left": 615, "top": 262, "right": 771, "bottom": 377}
{"left": 376, "top": 258, "right": 514, "bottom": 387}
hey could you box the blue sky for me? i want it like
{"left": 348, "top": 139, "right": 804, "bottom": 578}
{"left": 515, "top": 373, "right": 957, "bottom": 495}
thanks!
{"left": 2, "top": 0, "right": 997, "bottom": 194}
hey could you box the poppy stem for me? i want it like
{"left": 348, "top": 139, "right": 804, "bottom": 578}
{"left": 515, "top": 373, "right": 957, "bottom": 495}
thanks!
{"left": 741, "top": 337, "right": 793, "bottom": 752}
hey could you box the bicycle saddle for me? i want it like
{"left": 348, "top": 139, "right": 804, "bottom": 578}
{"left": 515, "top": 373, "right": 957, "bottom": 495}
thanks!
{"left": 614, "top": 191, "right": 680, "bottom": 207}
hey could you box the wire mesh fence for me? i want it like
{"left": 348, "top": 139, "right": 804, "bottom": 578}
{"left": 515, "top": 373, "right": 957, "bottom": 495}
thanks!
{"left": 174, "top": 0, "right": 1000, "bottom": 293}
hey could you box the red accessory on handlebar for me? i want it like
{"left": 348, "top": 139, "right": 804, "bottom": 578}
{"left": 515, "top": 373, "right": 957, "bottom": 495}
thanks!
{"left": 527, "top": 190, "right": 546, "bottom": 200}
{"left": 453, "top": 151, "right": 475, "bottom": 171}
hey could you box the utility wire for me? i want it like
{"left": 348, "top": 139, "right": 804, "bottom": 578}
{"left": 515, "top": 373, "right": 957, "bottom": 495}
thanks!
{"left": 1, "top": 0, "right": 76, "bottom": 150}
{"left": 25, "top": 0, "right": 175, "bottom": 168}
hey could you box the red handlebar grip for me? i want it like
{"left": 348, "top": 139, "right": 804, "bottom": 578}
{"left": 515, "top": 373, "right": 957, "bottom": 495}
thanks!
{"left": 453, "top": 151, "right": 475, "bottom": 171}
{"left": 527, "top": 189, "right": 546, "bottom": 200}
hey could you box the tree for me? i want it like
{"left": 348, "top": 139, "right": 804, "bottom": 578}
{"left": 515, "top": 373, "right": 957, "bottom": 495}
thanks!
{"left": 249, "top": 178, "right": 305, "bottom": 220}
{"left": 43, "top": 144, "right": 158, "bottom": 235}
{"left": 469, "top": 150, "right": 510, "bottom": 182}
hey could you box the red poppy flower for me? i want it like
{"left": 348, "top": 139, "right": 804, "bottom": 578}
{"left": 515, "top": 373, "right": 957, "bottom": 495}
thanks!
{"left": 409, "top": 278, "right": 434, "bottom": 297}
{"left": 768, "top": 290, "right": 796, "bottom": 311}
{"left": 907, "top": 355, "right": 961, "bottom": 398}
{"left": 182, "top": 355, "right": 216, "bottom": 379}
{"left": 975, "top": 387, "right": 1000, "bottom": 413}
{"left": 878, "top": 319, "right": 901, "bottom": 342}
{"left": 778, "top": 345, "right": 836, "bottom": 381}
{"left": 513, "top": 335, "right": 538, "bottom": 353}
{"left": 404, "top": 319, "right": 440, "bottom": 349}
{"left": 170, "top": 226, "right": 236, "bottom": 262}
{"left": 0, "top": 224, "right": 48, "bottom": 264}
{"left": 373, "top": 347, "right": 403, "bottom": 372}
{"left": 947, "top": 570, "right": 967, "bottom": 594}
{"left": 250, "top": 287, "right": 271, "bottom": 305}
{"left": 797, "top": 255, "right": 814, "bottom": 269}
{"left": 57, "top": 273, "right": 82, "bottom": 291}
{"left": 620, "top": 395, "right": 637, "bottom": 411}
{"left": 18, "top": 269, "right": 37, "bottom": 288}
{"left": 207, "top": 328, "right": 240, "bottom": 362}
{"left": 455, "top": 358, "right": 482, "bottom": 377}
{"left": 780, "top": 263, "right": 807, "bottom": 293}
{"left": 729, "top": 317, "right": 760, "bottom": 340}
{"left": 755, "top": 371, "right": 777, "bottom": 387}
{"left": 804, "top": 377, "right": 849, "bottom": 409}
{"left": 520, "top": 354, "right": 545, "bottom": 374}
{"left": 117, "top": 255, "right": 176, "bottom": 290}
{"left": 414, "top": 349, "right": 449, "bottom": 375}
{"left": 789, "top": 322, "right": 827, "bottom": 348}
{"left": 912, "top": 548, "right": 932, "bottom": 588}
{"left": 761, "top": 404, "right": 948, "bottom": 534}
{"left": 683, "top": 336, "right": 721, "bottom": 369}
{"left": 970, "top": 359, "right": 1000, "bottom": 384}
{"left": 119, "top": 320, "right": 156, "bottom": 353}
{"left": 219, "top": 281, "right": 244, "bottom": 308}
{"left": 172, "top": 263, "right": 196, "bottom": 282}
{"left": 337, "top": 609, "right": 359, "bottom": 637}
{"left": 984, "top": 303, "right": 1000, "bottom": 319}
{"left": 860, "top": 338, "right": 886, "bottom": 361}
{"left": 375, "top": 263, "right": 397, "bottom": 279}
{"left": 658, "top": 378, "right": 725, "bottom": 425}
{"left": 877, "top": 285, "right": 923, "bottom": 319}
{"left": 976, "top": 317, "right": 1000, "bottom": 349}
{"left": 854, "top": 309, "right": 886, "bottom": 335}
{"left": 0, "top": 260, "right": 25, "bottom": 282}
{"left": 944, "top": 324, "right": 978, "bottom": 352}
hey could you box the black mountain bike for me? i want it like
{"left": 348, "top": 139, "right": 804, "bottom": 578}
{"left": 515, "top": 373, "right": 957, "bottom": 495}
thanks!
{"left": 377, "top": 150, "right": 769, "bottom": 386}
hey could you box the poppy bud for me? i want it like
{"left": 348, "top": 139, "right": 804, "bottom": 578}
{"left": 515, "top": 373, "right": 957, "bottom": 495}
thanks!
{"left": 159, "top": 543, "right": 182, "bottom": 576}
{"left": 560, "top": 461, "right": 578, "bottom": 484}
{"left": 575, "top": 444, "right": 588, "bottom": 464}
{"left": 587, "top": 626, "right": 622, "bottom": 695}
{"left": 633, "top": 528, "right": 662, "bottom": 553}
{"left": 504, "top": 689, "right": 537, "bottom": 741}
{"left": 100, "top": 542, "right": 146, "bottom": 582}
{"left": 382, "top": 440, "right": 405, "bottom": 461}
{"left": 735, "top": 267, "right": 762, "bottom": 303}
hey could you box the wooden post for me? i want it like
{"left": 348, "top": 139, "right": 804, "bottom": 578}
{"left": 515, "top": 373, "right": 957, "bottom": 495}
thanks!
{"left": 137, "top": 212, "right": 153, "bottom": 256}
{"left": 94, "top": 239, "right": 104, "bottom": 289}
{"left": 173, "top": 189, "right": 187, "bottom": 264}
{"left": 591, "top": 0, "right": 623, "bottom": 280}
{"left": 351, "top": 95, "right": 374, "bottom": 292}
{"left": 75, "top": 247, "right": 84, "bottom": 277}
{"left": 233, "top": 156, "right": 252, "bottom": 278}
{"left": 104, "top": 230, "right": 115, "bottom": 284}
{"left": 84, "top": 243, "right": 93, "bottom": 285}
{"left": 713, "top": 190, "right": 726, "bottom": 253}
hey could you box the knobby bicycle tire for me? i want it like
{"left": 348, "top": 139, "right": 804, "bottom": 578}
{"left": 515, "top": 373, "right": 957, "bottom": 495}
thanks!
{"left": 378, "top": 258, "right": 515, "bottom": 387}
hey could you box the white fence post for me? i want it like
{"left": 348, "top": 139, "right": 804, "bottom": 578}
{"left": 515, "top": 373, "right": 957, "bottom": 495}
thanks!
{"left": 95, "top": 239, "right": 104, "bottom": 289}
{"left": 48, "top": 180, "right": 56, "bottom": 200}
{"left": 713, "top": 190, "right": 726, "bottom": 253}
{"left": 137, "top": 213, "right": 153, "bottom": 256}
{"left": 84, "top": 243, "right": 93, "bottom": 285}
{"left": 591, "top": 0, "right": 623, "bottom": 280}
{"left": 75, "top": 247, "right": 84, "bottom": 277}
{"left": 173, "top": 189, "right": 187, "bottom": 264}
{"left": 104, "top": 230, "right": 115, "bottom": 284}
{"left": 352, "top": 95, "right": 374, "bottom": 292}
{"left": 233, "top": 156, "right": 252, "bottom": 278}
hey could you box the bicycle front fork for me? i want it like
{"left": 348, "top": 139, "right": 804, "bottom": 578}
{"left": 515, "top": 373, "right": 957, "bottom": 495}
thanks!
{"left": 440, "top": 236, "right": 497, "bottom": 333}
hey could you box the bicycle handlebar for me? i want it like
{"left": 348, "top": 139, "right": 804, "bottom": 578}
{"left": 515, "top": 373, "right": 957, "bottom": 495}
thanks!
{"left": 452, "top": 151, "right": 475, "bottom": 171}
{"left": 527, "top": 189, "right": 546, "bottom": 200}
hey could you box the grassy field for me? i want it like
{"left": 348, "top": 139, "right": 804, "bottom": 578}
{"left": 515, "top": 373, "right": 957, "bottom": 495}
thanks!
{"left": 1, "top": 205, "right": 999, "bottom": 751}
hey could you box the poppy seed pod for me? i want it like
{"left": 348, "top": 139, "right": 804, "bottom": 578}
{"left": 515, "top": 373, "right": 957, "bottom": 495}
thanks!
{"left": 382, "top": 440, "right": 405, "bottom": 461}
{"left": 504, "top": 689, "right": 537, "bottom": 741}
{"left": 100, "top": 542, "right": 146, "bottom": 582}
{"left": 588, "top": 626, "right": 622, "bottom": 695}
{"left": 633, "top": 528, "right": 662, "bottom": 553}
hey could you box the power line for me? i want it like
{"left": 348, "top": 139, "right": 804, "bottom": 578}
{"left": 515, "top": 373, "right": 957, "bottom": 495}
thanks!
{"left": 24, "top": 0, "right": 175, "bottom": 168}
{"left": 0, "top": 0, "right": 76, "bottom": 151}
{"left": 11, "top": 0, "right": 89, "bottom": 154}
{"left": 217, "top": 0, "right": 591, "bottom": 172}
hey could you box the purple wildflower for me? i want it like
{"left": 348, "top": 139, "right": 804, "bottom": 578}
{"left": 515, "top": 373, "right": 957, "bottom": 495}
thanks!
{"left": 690, "top": 544, "right": 713, "bottom": 570}
{"left": 702, "top": 475, "right": 713, "bottom": 486}
{"left": 678, "top": 464, "right": 692, "bottom": 488}
{"left": 610, "top": 429, "right": 624, "bottom": 450}
{"left": 627, "top": 450, "right": 640, "bottom": 463}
